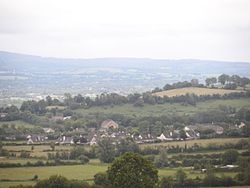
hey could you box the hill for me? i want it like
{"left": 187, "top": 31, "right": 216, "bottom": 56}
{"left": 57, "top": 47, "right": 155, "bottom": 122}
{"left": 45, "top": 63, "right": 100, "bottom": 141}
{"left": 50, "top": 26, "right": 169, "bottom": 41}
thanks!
{"left": 1, "top": 51, "right": 250, "bottom": 100}
{"left": 152, "top": 87, "right": 243, "bottom": 97}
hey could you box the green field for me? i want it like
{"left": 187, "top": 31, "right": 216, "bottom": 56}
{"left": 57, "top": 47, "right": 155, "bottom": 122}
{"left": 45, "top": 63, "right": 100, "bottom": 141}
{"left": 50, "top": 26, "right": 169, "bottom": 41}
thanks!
{"left": 0, "top": 163, "right": 239, "bottom": 188}
{"left": 0, "top": 121, "right": 36, "bottom": 128}
{"left": 0, "top": 137, "right": 248, "bottom": 187}
{"left": 141, "top": 137, "right": 248, "bottom": 148}
{"left": 46, "top": 106, "right": 66, "bottom": 110}
{"left": 75, "top": 98, "right": 250, "bottom": 117}
{"left": 2, "top": 145, "right": 72, "bottom": 158}
{"left": 152, "top": 87, "right": 243, "bottom": 97}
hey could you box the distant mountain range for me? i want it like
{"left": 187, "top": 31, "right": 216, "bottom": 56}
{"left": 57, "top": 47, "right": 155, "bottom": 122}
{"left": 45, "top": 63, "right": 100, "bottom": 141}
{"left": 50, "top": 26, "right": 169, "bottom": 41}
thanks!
{"left": 0, "top": 51, "right": 250, "bottom": 99}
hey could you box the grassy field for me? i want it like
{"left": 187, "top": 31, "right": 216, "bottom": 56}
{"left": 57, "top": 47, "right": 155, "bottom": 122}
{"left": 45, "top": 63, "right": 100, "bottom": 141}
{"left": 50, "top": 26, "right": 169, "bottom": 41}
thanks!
{"left": 152, "top": 87, "right": 243, "bottom": 97}
{"left": 2, "top": 145, "right": 72, "bottom": 158}
{"left": 46, "top": 106, "right": 66, "bottom": 110}
{"left": 141, "top": 137, "right": 248, "bottom": 148}
{"left": 75, "top": 98, "right": 250, "bottom": 117}
{"left": 0, "top": 121, "right": 36, "bottom": 128}
{"left": 0, "top": 164, "right": 239, "bottom": 188}
{"left": 0, "top": 137, "right": 247, "bottom": 187}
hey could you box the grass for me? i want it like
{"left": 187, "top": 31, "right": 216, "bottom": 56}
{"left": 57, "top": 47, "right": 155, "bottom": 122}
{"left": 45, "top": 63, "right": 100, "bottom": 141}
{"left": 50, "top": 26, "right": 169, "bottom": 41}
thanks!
{"left": 46, "top": 106, "right": 66, "bottom": 110}
{"left": 141, "top": 137, "right": 248, "bottom": 148}
{"left": 0, "top": 121, "right": 36, "bottom": 128}
{"left": 152, "top": 87, "right": 243, "bottom": 97}
{"left": 0, "top": 164, "right": 239, "bottom": 188}
{"left": 2, "top": 145, "right": 72, "bottom": 158}
{"left": 75, "top": 98, "right": 250, "bottom": 117}
{"left": 0, "top": 157, "right": 44, "bottom": 165}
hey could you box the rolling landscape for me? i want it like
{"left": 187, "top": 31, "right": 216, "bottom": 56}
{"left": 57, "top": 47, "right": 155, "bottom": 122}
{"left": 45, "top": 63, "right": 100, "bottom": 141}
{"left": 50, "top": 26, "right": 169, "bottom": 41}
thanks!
{"left": 1, "top": 0, "right": 250, "bottom": 188}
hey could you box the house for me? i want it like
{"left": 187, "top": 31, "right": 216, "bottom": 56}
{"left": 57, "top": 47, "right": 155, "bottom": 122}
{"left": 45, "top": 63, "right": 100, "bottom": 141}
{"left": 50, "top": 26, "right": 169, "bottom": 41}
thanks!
{"left": 214, "top": 126, "right": 224, "bottom": 135}
{"left": 76, "top": 135, "right": 88, "bottom": 144}
{"left": 100, "top": 119, "right": 119, "bottom": 130}
{"left": 90, "top": 135, "right": 98, "bottom": 146}
{"left": 237, "top": 122, "right": 246, "bottom": 129}
{"left": 63, "top": 116, "right": 71, "bottom": 120}
{"left": 157, "top": 133, "right": 167, "bottom": 141}
{"left": 27, "top": 135, "right": 48, "bottom": 144}
{"left": 185, "top": 126, "right": 200, "bottom": 140}
{"left": 220, "top": 165, "right": 238, "bottom": 169}
{"left": 5, "top": 135, "right": 16, "bottom": 140}
{"left": 57, "top": 136, "right": 74, "bottom": 145}
{"left": 51, "top": 116, "right": 64, "bottom": 121}
{"left": 201, "top": 169, "right": 207, "bottom": 173}
{"left": 43, "top": 128, "right": 55, "bottom": 133}
{"left": 0, "top": 113, "right": 7, "bottom": 119}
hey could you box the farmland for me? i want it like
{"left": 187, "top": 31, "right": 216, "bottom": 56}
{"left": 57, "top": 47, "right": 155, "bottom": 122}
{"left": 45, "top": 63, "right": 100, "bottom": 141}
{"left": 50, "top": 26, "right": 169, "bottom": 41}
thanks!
{"left": 75, "top": 98, "right": 250, "bottom": 117}
{"left": 0, "top": 121, "right": 36, "bottom": 129}
{"left": 0, "top": 137, "right": 249, "bottom": 187}
{"left": 0, "top": 163, "right": 239, "bottom": 188}
{"left": 141, "top": 137, "right": 248, "bottom": 148}
{"left": 152, "top": 87, "right": 243, "bottom": 97}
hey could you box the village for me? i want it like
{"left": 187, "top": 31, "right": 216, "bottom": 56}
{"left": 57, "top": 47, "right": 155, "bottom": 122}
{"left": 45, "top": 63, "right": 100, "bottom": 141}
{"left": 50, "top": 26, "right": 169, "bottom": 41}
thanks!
{"left": 23, "top": 116, "right": 243, "bottom": 146}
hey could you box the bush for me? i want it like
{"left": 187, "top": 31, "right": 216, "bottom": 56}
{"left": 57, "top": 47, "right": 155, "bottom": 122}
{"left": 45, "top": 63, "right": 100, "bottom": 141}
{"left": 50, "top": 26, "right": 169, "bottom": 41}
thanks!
{"left": 78, "top": 155, "right": 89, "bottom": 164}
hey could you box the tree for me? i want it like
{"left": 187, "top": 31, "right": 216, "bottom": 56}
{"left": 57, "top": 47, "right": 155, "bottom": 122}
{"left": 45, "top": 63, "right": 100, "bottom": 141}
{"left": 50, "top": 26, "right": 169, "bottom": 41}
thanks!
{"left": 35, "top": 175, "right": 90, "bottom": 188}
{"left": 175, "top": 168, "right": 187, "bottom": 186}
{"left": 107, "top": 152, "right": 158, "bottom": 188}
{"left": 116, "top": 138, "right": 140, "bottom": 156}
{"left": 179, "top": 130, "right": 187, "bottom": 140}
{"left": 205, "top": 78, "right": 211, "bottom": 86}
{"left": 202, "top": 167, "right": 219, "bottom": 187}
{"left": 205, "top": 77, "right": 217, "bottom": 87}
{"left": 210, "top": 77, "right": 217, "bottom": 86}
{"left": 159, "top": 176, "right": 173, "bottom": 188}
{"left": 94, "top": 172, "right": 110, "bottom": 187}
{"left": 218, "top": 74, "right": 230, "bottom": 85}
{"left": 35, "top": 175, "right": 69, "bottom": 188}
{"left": 191, "top": 79, "right": 199, "bottom": 87}
{"left": 154, "top": 149, "right": 168, "bottom": 168}
{"left": 98, "top": 138, "right": 115, "bottom": 163}
{"left": 50, "top": 142, "right": 55, "bottom": 151}
{"left": 231, "top": 75, "right": 241, "bottom": 85}
{"left": 133, "top": 98, "right": 144, "bottom": 107}
{"left": 222, "top": 149, "right": 239, "bottom": 165}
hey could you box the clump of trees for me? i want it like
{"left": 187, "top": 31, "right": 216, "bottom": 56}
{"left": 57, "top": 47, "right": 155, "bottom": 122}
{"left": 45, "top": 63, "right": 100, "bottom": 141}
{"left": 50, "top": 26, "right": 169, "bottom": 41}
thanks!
{"left": 106, "top": 152, "right": 158, "bottom": 188}
{"left": 206, "top": 74, "right": 250, "bottom": 89}
{"left": 97, "top": 137, "right": 140, "bottom": 163}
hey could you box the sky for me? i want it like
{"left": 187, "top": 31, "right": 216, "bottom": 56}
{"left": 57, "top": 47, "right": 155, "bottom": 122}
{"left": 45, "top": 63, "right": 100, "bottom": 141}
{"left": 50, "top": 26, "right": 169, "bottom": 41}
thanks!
{"left": 0, "top": 0, "right": 250, "bottom": 61}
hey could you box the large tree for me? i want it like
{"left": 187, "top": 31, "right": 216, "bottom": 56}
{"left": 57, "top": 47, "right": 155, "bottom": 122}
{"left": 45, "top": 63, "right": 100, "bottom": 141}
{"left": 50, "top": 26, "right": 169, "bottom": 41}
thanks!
{"left": 222, "top": 149, "right": 239, "bottom": 165}
{"left": 218, "top": 74, "right": 230, "bottom": 85}
{"left": 98, "top": 138, "right": 116, "bottom": 163}
{"left": 107, "top": 152, "right": 158, "bottom": 188}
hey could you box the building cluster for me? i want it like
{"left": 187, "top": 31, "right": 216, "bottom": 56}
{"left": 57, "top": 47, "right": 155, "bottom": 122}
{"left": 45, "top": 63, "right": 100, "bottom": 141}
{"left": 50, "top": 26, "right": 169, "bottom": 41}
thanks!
{"left": 24, "top": 119, "right": 204, "bottom": 145}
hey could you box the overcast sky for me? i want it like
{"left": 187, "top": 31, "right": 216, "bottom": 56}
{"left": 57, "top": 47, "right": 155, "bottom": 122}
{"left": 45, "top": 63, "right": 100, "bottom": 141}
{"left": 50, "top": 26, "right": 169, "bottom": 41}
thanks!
{"left": 0, "top": 0, "right": 250, "bottom": 61}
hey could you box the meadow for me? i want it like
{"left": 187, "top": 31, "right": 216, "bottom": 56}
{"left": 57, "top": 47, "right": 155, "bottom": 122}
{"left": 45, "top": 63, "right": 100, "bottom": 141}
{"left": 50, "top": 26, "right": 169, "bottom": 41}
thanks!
{"left": 0, "top": 121, "right": 36, "bottom": 128}
{"left": 0, "top": 162, "right": 239, "bottom": 188}
{"left": 141, "top": 137, "right": 248, "bottom": 148}
{"left": 0, "top": 137, "right": 248, "bottom": 188}
{"left": 75, "top": 98, "right": 250, "bottom": 117}
{"left": 152, "top": 87, "right": 243, "bottom": 97}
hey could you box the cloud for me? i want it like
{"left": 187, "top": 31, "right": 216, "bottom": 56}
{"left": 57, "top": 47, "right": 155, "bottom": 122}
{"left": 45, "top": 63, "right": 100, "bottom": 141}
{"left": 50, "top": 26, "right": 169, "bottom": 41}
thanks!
{"left": 0, "top": 0, "right": 250, "bottom": 61}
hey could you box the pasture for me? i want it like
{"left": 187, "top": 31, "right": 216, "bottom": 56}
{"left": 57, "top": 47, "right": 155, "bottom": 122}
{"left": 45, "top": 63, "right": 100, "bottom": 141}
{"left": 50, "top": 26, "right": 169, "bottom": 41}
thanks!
{"left": 75, "top": 98, "right": 250, "bottom": 117}
{"left": 0, "top": 121, "right": 36, "bottom": 128}
{"left": 141, "top": 137, "right": 248, "bottom": 148}
{"left": 152, "top": 87, "right": 243, "bottom": 97}
{"left": 2, "top": 145, "right": 72, "bottom": 158}
{"left": 0, "top": 163, "right": 239, "bottom": 188}
{"left": 0, "top": 137, "right": 247, "bottom": 187}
